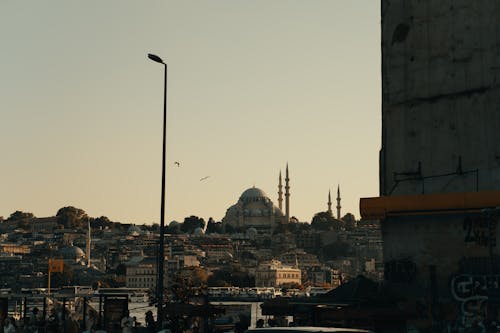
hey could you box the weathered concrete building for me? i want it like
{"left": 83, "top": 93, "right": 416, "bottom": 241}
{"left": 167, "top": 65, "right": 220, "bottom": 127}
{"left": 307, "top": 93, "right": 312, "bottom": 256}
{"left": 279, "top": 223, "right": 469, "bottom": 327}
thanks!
{"left": 380, "top": 1, "right": 500, "bottom": 196}
{"left": 361, "top": 1, "right": 500, "bottom": 329}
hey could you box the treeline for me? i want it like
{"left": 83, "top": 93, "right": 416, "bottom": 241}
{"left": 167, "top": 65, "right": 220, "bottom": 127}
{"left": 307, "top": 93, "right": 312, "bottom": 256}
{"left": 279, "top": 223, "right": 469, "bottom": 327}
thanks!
{"left": 1, "top": 207, "right": 362, "bottom": 237}
{"left": 0, "top": 206, "right": 149, "bottom": 231}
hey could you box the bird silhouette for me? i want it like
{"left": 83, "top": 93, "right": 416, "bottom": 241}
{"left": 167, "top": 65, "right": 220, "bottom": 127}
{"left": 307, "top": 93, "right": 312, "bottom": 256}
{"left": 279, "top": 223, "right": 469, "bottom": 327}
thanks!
{"left": 174, "top": 162, "right": 180, "bottom": 167}
{"left": 200, "top": 176, "right": 210, "bottom": 181}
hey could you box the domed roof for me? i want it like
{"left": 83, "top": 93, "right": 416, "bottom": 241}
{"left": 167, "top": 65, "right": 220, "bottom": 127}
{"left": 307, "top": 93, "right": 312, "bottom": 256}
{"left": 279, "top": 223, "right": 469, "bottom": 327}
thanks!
{"left": 128, "top": 225, "right": 142, "bottom": 235}
{"left": 60, "top": 245, "right": 85, "bottom": 259}
{"left": 223, "top": 186, "right": 284, "bottom": 232}
{"left": 193, "top": 227, "right": 204, "bottom": 235}
{"left": 240, "top": 187, "right": 268, "bottom": 200}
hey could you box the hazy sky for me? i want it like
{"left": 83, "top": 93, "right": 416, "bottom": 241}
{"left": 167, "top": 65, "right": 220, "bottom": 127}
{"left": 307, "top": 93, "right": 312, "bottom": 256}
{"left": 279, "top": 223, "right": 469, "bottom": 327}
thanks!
{"left": 0, "top": 1, "right": 381, "bottom": 225}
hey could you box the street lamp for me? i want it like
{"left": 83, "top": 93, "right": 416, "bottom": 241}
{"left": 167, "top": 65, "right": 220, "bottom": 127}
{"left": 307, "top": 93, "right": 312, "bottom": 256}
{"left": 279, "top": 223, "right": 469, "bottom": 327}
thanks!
{"left": 148, "top": 53, "right": 167, "bottom": 328}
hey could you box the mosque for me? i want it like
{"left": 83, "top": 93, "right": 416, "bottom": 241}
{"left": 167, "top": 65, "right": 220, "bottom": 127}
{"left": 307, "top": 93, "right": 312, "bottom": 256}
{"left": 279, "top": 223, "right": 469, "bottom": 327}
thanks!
{"left": 58, "top": 220, "right": 93, "bottom": 266}
{"left": 221, "top": 165, "right": 342, "bottom": 232}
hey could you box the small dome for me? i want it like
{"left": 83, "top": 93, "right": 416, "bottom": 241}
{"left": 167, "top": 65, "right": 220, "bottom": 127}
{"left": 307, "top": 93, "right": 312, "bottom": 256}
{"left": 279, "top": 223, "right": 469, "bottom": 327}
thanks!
{"left": 60, "top": 246, "right": 85, "bottom": 260}
{"left": 169, "top": 221, "right": 180, "bottom": 226}
{"left": 128, "top": 225, "right": 142, "bottom": 235}
{"left": 193, "top": 227, "right": 204, "bottom": 236}
{"left": 240, "top": 187, "right": 268, "bottom": 200}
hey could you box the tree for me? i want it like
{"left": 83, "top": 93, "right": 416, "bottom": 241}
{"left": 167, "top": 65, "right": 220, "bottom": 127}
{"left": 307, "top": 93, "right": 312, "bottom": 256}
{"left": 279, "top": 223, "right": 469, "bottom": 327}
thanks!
{"left": 93, "top": 216, "right": 112, "bottom": 229}
{"left": 208, "top": 279, "right": 230, "bottom": 287}
{"left": 180, "top": 215, "right": 205, "bottom": 234}
{"left": 165, "top": 222, "right": 181, "bottom": 234}
{"left": 190, "top": 267, "right": 209, "bottom": 285}
{"left": 231, "top": 271, "right": 254, "bottom": 287}
{"left": 311, "top": 211, "right": 343, "bottom": 231}
{"left": 7, "top": 211, "right": 34, "bottom": 222}
{"left": 207, "top": 266, "right": 254, "bottom": 287}
{"left": 56, "top": 206, "right": 88, "bottom": 229}
{"left": 321, "top": 241, "right": 350, "bottom": 260}
{"left": 143, "top": 223, "right": 159, "bottom": 232}
{"left": 342, "top": 213, "right": 357, "bottom": 231}
{"left": 206, "top": 218, "right": 223, "bottom": 234}
{"left": 276, "top": 221, "right": 312, "bottom": 235}
{"left": 207, "top": 270, "right": 232, "bottom": 287}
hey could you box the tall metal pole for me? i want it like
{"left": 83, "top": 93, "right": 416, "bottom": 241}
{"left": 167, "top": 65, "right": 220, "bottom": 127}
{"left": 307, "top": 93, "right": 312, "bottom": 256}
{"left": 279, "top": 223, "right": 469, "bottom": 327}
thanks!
{"left": 157, "top": 61, "right": 167, "bottom": 328}
{"left": 148, "top": 53, "right": 167, "bottom": 329}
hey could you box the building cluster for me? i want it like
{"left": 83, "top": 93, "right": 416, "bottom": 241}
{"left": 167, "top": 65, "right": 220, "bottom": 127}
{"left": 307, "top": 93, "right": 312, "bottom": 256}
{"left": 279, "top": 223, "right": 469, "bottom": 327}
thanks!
{"left": 0, "top": 187, "right": 382, "bottom": 294}
{"left": 0, "top": 166, "right": 382, "bottom": 296}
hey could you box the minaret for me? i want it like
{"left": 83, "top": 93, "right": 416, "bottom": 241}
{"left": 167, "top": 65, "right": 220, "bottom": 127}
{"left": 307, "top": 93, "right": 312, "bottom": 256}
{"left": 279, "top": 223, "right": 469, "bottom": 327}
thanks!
{"left": 285, "top": 164, "right": 290, "bottom": 223}
{"left": 327, "top": 190, "right": 332, "bottom": 215}
{"left": 336, "top": 185, "right": 341, "bottom": 220}
{"left": 86, "top": 219, "right": 91, "bottom": 268}
{"left": 278, "top": 171, "right": 283, "bottom": 211}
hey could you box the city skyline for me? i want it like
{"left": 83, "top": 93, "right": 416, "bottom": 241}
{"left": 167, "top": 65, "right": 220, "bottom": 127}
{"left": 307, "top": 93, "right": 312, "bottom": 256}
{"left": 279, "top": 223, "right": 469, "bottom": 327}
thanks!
{"left": 0, "top": 1, "right": 381, "bottom": 224}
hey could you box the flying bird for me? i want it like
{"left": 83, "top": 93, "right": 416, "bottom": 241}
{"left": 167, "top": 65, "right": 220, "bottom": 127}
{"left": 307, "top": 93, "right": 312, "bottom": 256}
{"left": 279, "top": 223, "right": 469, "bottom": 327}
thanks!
{"left": 200, "top": 176, "right": 210, "bottom": 181}
{"left": 174, "top": 162, "right": 180, "bottom": 167}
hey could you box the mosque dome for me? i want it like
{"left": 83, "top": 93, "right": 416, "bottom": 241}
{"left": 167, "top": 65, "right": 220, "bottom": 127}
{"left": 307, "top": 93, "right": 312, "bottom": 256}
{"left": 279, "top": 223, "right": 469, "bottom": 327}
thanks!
{"left": 240, "top": 187, "right": 268, "bottom": 200}
{"left": 60, "top": 245, "right": 85, "bottom": 261}
{"left": 193, "top": 227, "right": 204, "bottom": 236}
{"left": 222, "top": 186, "right": 284, "bottom": 232}
{"left": 128, "top": 225, "right": 142, "bottom": 236}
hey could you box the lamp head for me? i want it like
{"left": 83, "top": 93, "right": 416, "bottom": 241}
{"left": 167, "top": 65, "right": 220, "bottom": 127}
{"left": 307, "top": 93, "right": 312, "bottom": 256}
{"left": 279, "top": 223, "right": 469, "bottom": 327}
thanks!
{"left": 148, "top": 53, "right": 164, "bottom": 64}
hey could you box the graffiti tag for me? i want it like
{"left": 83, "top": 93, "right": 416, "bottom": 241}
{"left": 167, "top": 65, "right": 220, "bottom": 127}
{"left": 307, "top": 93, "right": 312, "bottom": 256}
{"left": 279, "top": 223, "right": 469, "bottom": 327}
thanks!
{"left": 384, "top": 258, "right": 417, "bottom": 283}
{"left": 451, "top": 274, "right": 500, "bottom": 317}
{"left": 463, "top": 216, "right": 496, "bottom": 247}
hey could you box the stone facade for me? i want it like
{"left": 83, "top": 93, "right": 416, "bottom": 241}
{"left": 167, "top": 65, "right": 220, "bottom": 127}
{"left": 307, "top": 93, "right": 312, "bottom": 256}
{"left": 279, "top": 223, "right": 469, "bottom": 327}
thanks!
{"left": 126, "top": 257, "right": 168, "bottom": 289}
{"left": 255, "top": 259, "right": 301, "bottom": 287}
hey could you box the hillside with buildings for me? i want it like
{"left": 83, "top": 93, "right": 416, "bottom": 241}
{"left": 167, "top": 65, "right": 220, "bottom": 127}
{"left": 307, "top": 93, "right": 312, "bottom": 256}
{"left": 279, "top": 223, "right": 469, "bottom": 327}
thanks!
{"left": 0, "top": 202, "right": 382, "bottom": 293}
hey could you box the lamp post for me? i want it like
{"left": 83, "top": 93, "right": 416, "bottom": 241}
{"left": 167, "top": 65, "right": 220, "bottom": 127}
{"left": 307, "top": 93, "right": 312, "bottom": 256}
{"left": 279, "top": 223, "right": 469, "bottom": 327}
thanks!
{"left": 148, "top": 53, "right": 167, "bottom": 328}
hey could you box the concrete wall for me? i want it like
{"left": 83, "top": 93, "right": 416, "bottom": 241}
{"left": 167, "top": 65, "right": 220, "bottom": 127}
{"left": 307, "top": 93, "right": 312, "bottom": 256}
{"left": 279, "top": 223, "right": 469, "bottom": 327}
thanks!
{"left": 383, "top": 213, "right": 496, "bottom": 290}
{"left": 382, "top": 212, "right": 499, "bottom": 325}
{"left": 381, "top": 0, "right": 500, "bottom": 196}
{"left": 380, "top": 2, "right": 500, "bottom": 327}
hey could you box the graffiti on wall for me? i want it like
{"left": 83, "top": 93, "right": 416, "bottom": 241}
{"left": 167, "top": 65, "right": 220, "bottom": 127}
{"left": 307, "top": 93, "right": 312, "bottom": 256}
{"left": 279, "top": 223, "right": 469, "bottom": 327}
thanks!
{"left": 384, "top": 258, "right": 417, "bottom": 283}
{"left": 463, "top": 216, "right": 497, "bottom": 247}
{"left": 450, "top": 273, "right": 500, "bottom": 324}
